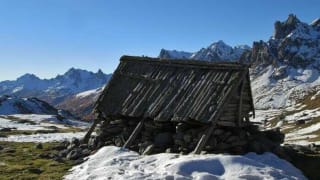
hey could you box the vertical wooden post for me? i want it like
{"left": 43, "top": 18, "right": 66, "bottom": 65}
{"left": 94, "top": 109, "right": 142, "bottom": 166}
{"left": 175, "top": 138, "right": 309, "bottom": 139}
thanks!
{"left": 82, "top": 116, "right": 104, "bottom": 143}
{"left": 237, "top": 79, "right": 245, "bottom": 127}
{"left": 123, "top": 118, "right": 145, "bottom": 149}
{"left": 193, "top": 124, "right": 216, "bottom": 154}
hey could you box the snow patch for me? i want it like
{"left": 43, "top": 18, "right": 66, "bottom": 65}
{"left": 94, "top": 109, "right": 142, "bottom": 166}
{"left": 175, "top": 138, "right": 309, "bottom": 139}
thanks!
{"left": 64, "top": 146, "right": 306, "bottom": 180}
{"left": 0, "top": 132, "right": 86, "bottom": 142}
{"left": 76, "top": 88, "right": 102, "bottom": 98}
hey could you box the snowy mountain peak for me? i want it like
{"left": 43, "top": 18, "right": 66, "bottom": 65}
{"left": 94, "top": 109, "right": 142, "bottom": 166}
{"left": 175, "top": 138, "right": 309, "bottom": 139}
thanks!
{"left": 159, "top": 41, "right": 250, "bottom": 61}
{"left": 0, "top": 68, "right": 112, "bottom": 105}
{"left": 16, "top": 73, "right": 40, "bottom": 82}
{"left": 190, "top": 40, "right": 250, "bottom": 61}
{"left": 158, "top": 49, "right": 193, "bottom": 59}
{"left": 273, "top": 14, "right": 304, "bottom": 40}
{"left": 311, "top": 18, "right": 320, "bottom": 27}
{"left": 240, "top": 14, "right": 320, "bottom": 109}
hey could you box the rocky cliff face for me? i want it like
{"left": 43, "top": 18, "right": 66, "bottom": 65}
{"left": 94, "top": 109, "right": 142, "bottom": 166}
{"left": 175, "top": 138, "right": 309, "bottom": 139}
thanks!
{"left": 241, "top": 14, "right": 320, "bottom": 69}
{"left": 241, "top": 14, "right": 320, "bottom": 109}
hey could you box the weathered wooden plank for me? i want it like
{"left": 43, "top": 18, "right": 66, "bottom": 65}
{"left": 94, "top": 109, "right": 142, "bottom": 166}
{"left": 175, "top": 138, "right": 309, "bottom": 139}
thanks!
{"left": 219, "top": 116, "right": 236, "bottom": 121}
{"left": 238, "top": 78, "right": 245, "bottom": 127}
{"left": 193, "top": 71, "right": 230, "bottom": 119}
{"left": 123, "top": 119, "right": 145, "bottom": 149}
{"left": 82, "top": 115, "right": 108, "bottom": 143}
{"left": 216, "top": 121, "right": 237, "bottom": 127}
{"left": 121, "top": 56, "right": 248, "bottom": 70}
{"left": 193, "top": 124, "right": 216, "bottom": 154}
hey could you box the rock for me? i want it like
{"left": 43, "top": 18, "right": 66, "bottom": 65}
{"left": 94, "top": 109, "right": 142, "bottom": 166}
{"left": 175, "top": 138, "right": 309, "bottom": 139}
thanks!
{"left": 248, "top": 141, "right": 263, "bottom": 154}
{"left": 272, "top": 66, "right": 287, "bottom": 80}
{"left": 2, "top": 148, "right": 15, "bottom": 153}
{"left": 60, "top": 140, "right": 70, "bottom": 148}
{"left": 183, "top": 134, "right": 192, "bottom": 143}
{"left": 165, "top": 148, "right": 172, "bottom": 153}
{"left": 154, "top": 132, "right": 173, "bottom": 147}
{"left": 88, "top": 136, "right": 98, "bottom": 149}
{"left": 105, "top": 126, "right": 123, "bottom": 134}
{"left": 35, "top": 143, "right": 43, "bottom": 149}
{"left": 53, "top": 144, "right": 66, "bottom": 151}
{"left": 0, "top": 134, "right": 7, "bottom": 138}
{"left": 215, "top": 143, "right": 230, "bottom": 150}
{"left": 296, "top": 120, "right": 306, "bottom": 125}
{"left": 27, "top": 168, "right": 43, "bottom": 174}
{"left": 138, "top": 141, "right": 153, "bottom": 154}
{"left": 73, "top": 159, "right": 84, "bottom": 165}
{"left": 226, "top": 136, "right": 240, "bottom": 143}
{"left": 66, "top": 149, "right": 82, "bottom": 160}
{"left": 58, "top": 149, "right": 69, "bottom": 158}
{"left": 114, "top": 136, "right": 124, "bottom": 147}
{"left": 38, "top": 153, "right": 51, "bottom": 159}
{"left": 71, "top": 137, "right": 80, "bottom": 147}
{"left": 0, "top": 128, "right": 12, "bottom": 132}
{"left": 263, "top": 128, "right": 284, "bottom": 143}
{"left": 82, "top": 149, "right": 91, "bottom": 156}
{"left": 53, "top": 156, "right": 64, "bottom": 163}
{"left": 79, "top": 144, "right": 88, "bottom": 149}
{"left": 213, "top": 129, "right": 224, "bottom": 136}
{"left": 142, "top": 144, "right": 154, "bottom": 155}
{"left": 176, "top": 123, "right": 189, "bottom": 132}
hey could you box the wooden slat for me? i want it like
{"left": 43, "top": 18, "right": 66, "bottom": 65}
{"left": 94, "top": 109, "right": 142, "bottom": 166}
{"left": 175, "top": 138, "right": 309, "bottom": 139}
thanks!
{"left": 193, "top": 70, "right": 248, "bottom": 154}
{"left": 238, "top": 78, "right": 245, "bottom": 127}
{"left": 82, "top": 115, "right": 107, "bottom": 143}
{"left": 123, "top": 119, "right": 145, "bottom": 149}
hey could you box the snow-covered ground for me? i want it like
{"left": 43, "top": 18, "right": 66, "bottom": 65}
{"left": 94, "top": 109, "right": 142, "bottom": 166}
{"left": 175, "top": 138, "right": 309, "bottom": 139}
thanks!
{"left": 64, "top": 146, "right": 306, "bottom": 180}
{"left": 0, "top": 114, "right": 89, "bottom": 129}
{"left": 0, "top": 114, "right": 89, "bottom": 142}
{"left": 250, "top": 103, "right": 320, "bottom": 145}
{"left": 0, "top": 132, "right": 86, "bottom": 143}
{"left": 251, "top": 65, "right": 320, "bottom": 109}
{"left": 75, "top": 87, "right": 103, "bottom": 99}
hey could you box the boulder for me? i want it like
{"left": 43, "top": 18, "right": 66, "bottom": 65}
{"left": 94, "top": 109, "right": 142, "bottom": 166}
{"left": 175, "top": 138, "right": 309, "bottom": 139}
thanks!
{"left": 154, "top": 132, "right": 173, "bottom": 147}
{"left": 35, "top": 143, "right": 43, "bottom": 149}
{"left": 66, "top": 148, "right": 82, "bottom": 160}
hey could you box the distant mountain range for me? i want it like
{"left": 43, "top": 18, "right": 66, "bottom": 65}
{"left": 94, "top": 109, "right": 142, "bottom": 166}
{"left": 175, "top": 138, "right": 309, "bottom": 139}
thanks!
{"left": 0, "top": 95, "right": 75, "bottom": 119}
{"left": 0, "top": 68, "right": 111, "bottom": 119}
{"left": 0, "top": 68, "right": 111, "bottom": 104}
{"left": 0, "top": 14, "right": 319, "bottom": 121}
{"left": 159, "top": 40, "right": 250, "bottom": 61}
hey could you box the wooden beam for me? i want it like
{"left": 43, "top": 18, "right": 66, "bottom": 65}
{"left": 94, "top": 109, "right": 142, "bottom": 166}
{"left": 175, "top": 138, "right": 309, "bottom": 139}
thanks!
{"left": 123, "top": 118, "right": 145, "bottom": 149}
{"left": 246, "top": 72, "right": 255, "bottom": 118}
{"left": 193, "top": 124, "right": 216, "bottom": 154}
{"left": 237, "top": 79, "right": 245, "bottom": 127}
{"left": 82, "top": 115, "right": 106, "bottom": 143}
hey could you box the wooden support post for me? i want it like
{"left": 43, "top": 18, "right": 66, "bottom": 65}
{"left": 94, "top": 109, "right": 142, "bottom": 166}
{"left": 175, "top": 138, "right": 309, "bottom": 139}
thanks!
{"left": 193, "top": 124, "right": 216, "bottom": 154}
{"left": 82, "top": 116, "right": 104, "bottom": 143}
{"left": 123, "top": 118, "right": 145, "bottom": 149}
{"left": 237, "top": 80, "right": 245, "bottom": 127}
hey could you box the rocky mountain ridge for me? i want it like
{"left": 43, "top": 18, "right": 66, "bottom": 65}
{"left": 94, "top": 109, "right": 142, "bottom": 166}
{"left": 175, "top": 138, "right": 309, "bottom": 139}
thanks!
{"left": 241, "top": 14, "right": 320, "bottom": 109}
{"left": 0, "top": 95, "right": 75, "bottom": 119}
{"left": 0, "top": 68, "right": 111, "bottom": 106}
{"left": 159, "top": 40, "right": 250, "bottom": 61}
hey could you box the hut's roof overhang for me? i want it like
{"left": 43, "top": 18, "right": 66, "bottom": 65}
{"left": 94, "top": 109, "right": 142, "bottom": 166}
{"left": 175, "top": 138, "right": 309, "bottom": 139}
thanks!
{"left": 95, "top": 55, "right": 254, "bottom": 123}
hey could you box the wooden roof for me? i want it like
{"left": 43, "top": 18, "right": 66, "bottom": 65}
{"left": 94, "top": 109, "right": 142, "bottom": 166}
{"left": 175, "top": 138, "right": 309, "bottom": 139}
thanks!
{"left": 95, "top": 55, "right": 254, "bottom": 123}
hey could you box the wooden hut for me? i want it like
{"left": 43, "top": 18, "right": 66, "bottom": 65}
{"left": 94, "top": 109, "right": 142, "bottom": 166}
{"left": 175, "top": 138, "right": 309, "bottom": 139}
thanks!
{"left": 85, "top": 55, "right": 255, "bottom": 154}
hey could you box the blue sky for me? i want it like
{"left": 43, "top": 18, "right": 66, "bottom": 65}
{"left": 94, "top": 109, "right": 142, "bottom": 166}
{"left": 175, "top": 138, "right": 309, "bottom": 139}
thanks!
{"left": 0, "top": 0, "right": 319, "bottom": 81}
